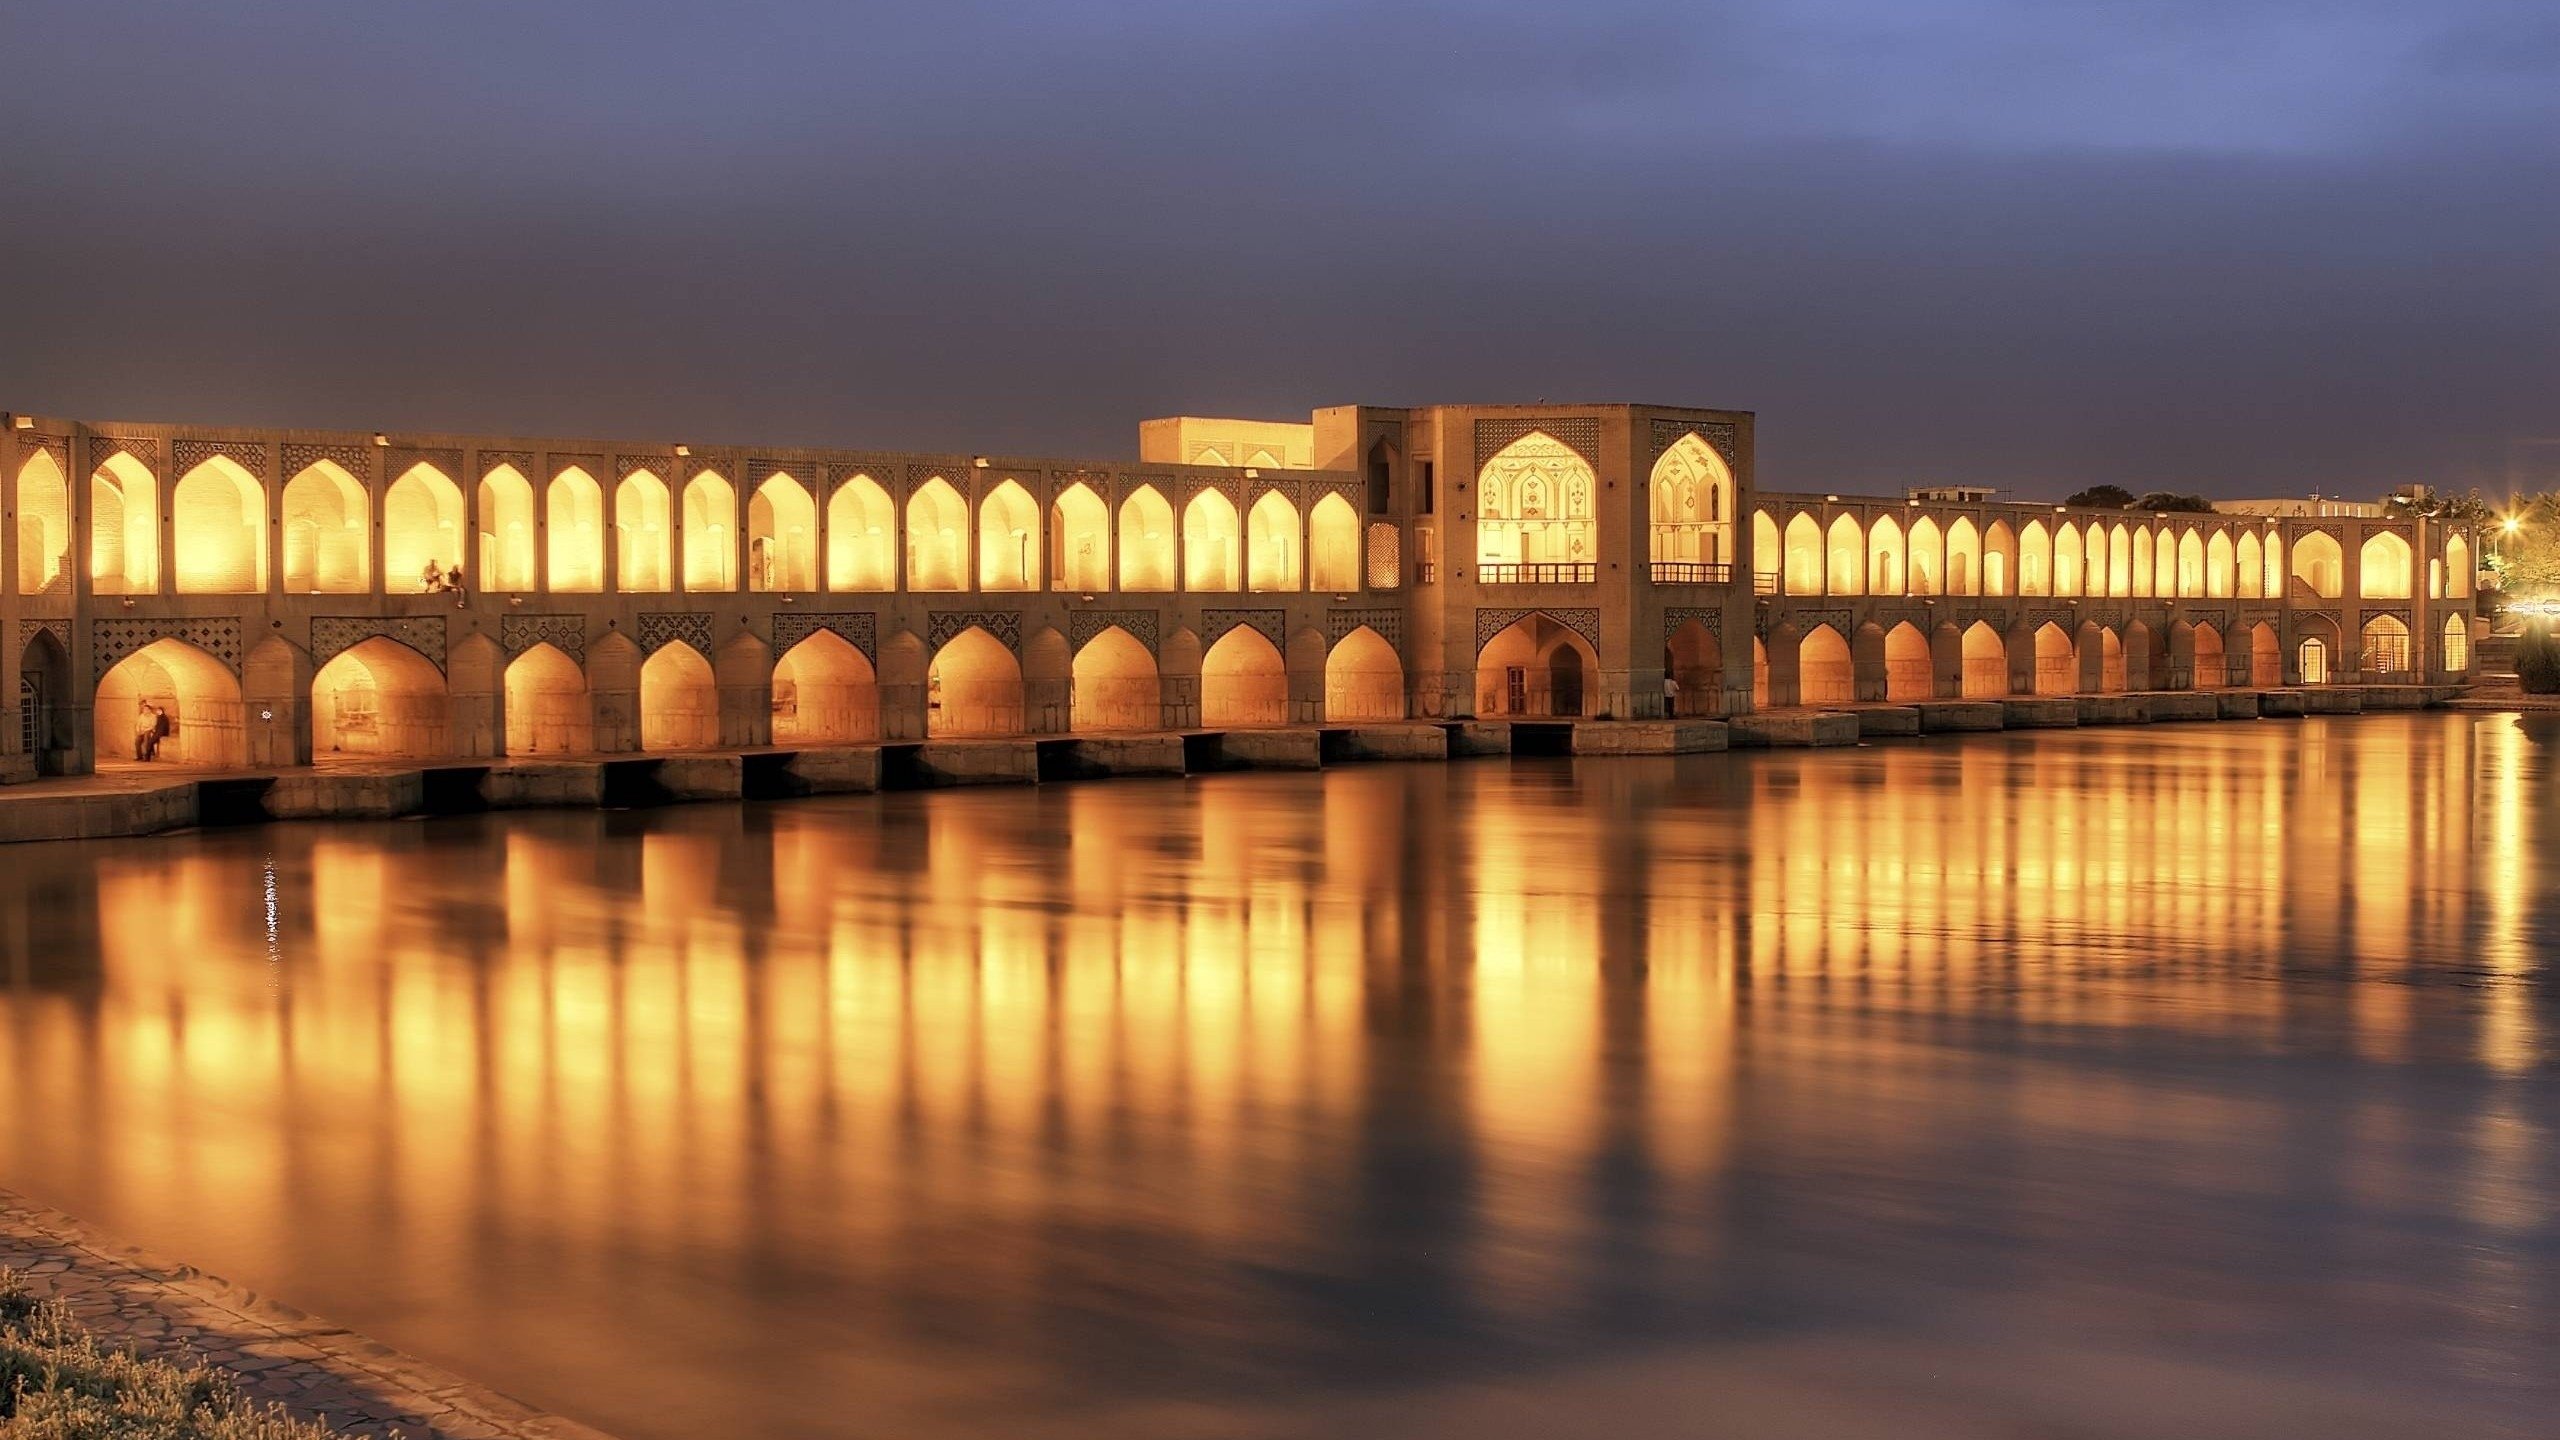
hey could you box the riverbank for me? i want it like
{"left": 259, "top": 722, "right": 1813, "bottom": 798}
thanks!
{"left": 0, "top": 1190, "right": 617, "bottom": 1440}
{"left": 0, "top": 684, "right": 2471, "bottom": 843}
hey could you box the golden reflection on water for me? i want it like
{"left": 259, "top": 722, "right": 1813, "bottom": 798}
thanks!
{"left": 0, "top": 714, "right": 2551, "bottom": 1440}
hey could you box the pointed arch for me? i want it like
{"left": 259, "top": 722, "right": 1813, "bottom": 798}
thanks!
{"left": 281, "top": 460, "right": 368, "bottom": 594}
{"left": 1308, "top": 493, "right": 1360, "bottom": 591}
{"left": 2108, "top": 523, "right": 2133, "bottom": 596}
{"left": 17, "top": 628, "right": 71, "bottom": 769}
{"left": 1961, "top": 621, "right": 2008, "bottom": 698}
{"left": 1825, "top": 514, "right": 1865, "bottom": 595}
{"left": 1649, "top": 434, "right": 1733, "bottom": 566}
{"left": 2359, "top": 531, "right": 2413, "bottom": 599}
{"left": 312, "top": 637, "right": 447, "bottom": 758}
{"left": 747, "top": 472, "right": 818, "bottom": 592}
{"left": 1050, "top": 482, "right": 1111, "bottom": 592}
{"left": 15, "top": 450, "right": 69, "bottom": 596}
{"left": 2292, "top": 531, "right": 2342, "bottom": 599}
{"left": 2176, "top": 528, "right": 2205, "bottom": 598}
{"left": 1782, "top": 513, "right": 1822, "bottom": 595}
{"left": 89, "top": 451, "right": 159, "bottom": 595}
{"left": 2019, "top": 520, "right": 2052, "bottom": 597}
{"left": 823, "top": 474, "right": 893, "bottom": 591}
{"left": 2191, "top": 621, "right": 2226, "bottom": 690}
{"left": 385, "top": 463, "right": 465, "bottom": 592}
{"left": 2130, "top": 527, "right": 2155, "bottom": 597}
{"left": 2236, "top": 530, "right": 2263, "bottom": 599}
{"left": 1070, "top": 626, "right": 1160, "bottom": 731}
{"left": 1946, "top": 516, "right": 1980, "bottom": 596}
{"left": 1247, "top": 489, "right": 1302, "bottom": 591}
{"left": 2152, "top": 526, "right": 2177, "bottom": 598}
{"left": 683, "top": 471, "right": 738, "bottom": 591}
{"left": 929, "top": 626, "right": 1024, "bottom": 736}
{"left": 2052, "top": 522, "right": 2082, "bottom": 597}
{"left": 1907, "top": 515, "right": 1944, "bottom": 596}
{"left": 773, "top": 630, "right": 879, "bottom": 744}
{"left": 2204, "top": 530, "right": 2234, "bottom": 598}
{"left": 639, "top": 641, "right": 719, "bottom": 751}
{"left": 2260, "top": 529, "right": 2286, "bottom": 598}
{"left": 1664, "top": 620, "right": 1722, "bottom": 717}
{"left": 1118, "top": 485, "right": 1176, "bottom": 591}
{"left": 478, "top": 464, "right": 538, "bottom": 592}
{"left": 1326, "top": 626, "right": 1406, "bottom": 721}
{"left": 906, "top": 477, "right": 970, "bottom": 591}
{"left": 1868, "top": 514, "right": 1907, "bottom": 595}
{"left": 2362, "top": 614, "right": 2412, "bottom": 675}
{"left": 2443, "top": 614, "right": 2471, "bottom": 673}
{"left": 1476, "top": 613, "right": 1600, "bottom": 718}
{"left": 1476, "top": 431, "right": 1596, "bottom": 571}
{"left": 2082, "top": 521, "right": 2110, "bottom": 597}
{"left": 95, "top": 637, "right": 246, "bottom": 767}
{"left": 546, "top": 466, "right": 605, "bottom": 592}
{"left": 2250, "top": 622, "right": 2282, "bottom": 687}
{"left": 173, "top": 455, "right": 269, "bottom": 594}
{"left": 1753, "top": 510, "right": 1782, "bottom": 592}
{"left": 1202, "top": 625, "right": 1289, "bottom": 725}
{"left": 505, "top": 641, "right": 590, "bottom": 755}
{"left": 1797, "top": 624, "right": 1854, "bottom": 705}
{"left": 1883, "top": 621, "right": 1931, "bottom": 701}
{"left": 615, "top": 469, "right": 672, "bottom": 593}
{"left": 2032, "top": 623, "right": 2075, "bottom": 696}
{"left": 2445, "top": 533, "right": 2473, "bottom": 598}
{"left": 1184, "top": 489, "right": 1240, "bottom": 591}
{"left": 1982, "top": 520, "right": 2015, "bottom": 597}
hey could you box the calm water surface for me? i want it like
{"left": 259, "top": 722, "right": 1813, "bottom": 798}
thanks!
{"left": 2, "top": 714, "right": 2554, "bottom": 1439}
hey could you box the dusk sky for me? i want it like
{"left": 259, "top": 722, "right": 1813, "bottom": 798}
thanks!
{"left": 4, "top": 0, "right": 2555, "bottom": 498}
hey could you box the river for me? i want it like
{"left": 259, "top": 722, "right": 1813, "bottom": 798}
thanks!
{"left": 1, "top": 713, "right": 2552, "bottom": 1439}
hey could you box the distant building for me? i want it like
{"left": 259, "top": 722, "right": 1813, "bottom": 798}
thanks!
{"left": 2222, "top": 494, "right": 2387, "bottom": 519}
{"left": 1908, "top": 485, "right": 1998, "bottom": 504}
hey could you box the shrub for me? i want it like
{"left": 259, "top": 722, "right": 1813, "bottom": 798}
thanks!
{"left": 2517, "top": 625, "right": 2560, "bottom": 694}
{"left": 0, "top": 1270, "right": 340, "bottom": 1439}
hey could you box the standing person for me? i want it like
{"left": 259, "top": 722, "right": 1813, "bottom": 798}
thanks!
{"left": 151, "top": 702, "right": 171, "bottom": 761}
{"left": 134, "top": 699, "right": 156, "bottom": 761}
{"left": 1663, "top": 671, "right": 1680, "bottom": 717}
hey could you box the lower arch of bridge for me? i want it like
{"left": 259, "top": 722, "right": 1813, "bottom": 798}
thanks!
{"left": 1476, "top": 614, "right": 1596, "bottom": 718}
{"left": 640, "top": 643, "right": 719, "bottom": 751}
{"left": 2250, "top": 623, "right": 2282, "bottom": 686}
{"left": 773, "top": 630, "right": 879, "bottom": 745}
{"left": 1962, "top": 621, "right": 2008, "bottom": 698}
{"left": 1796, "top": 624, "right": 1853, "bottom": 705}
{"left": 1326, "top": 625, "right": 1405, "bottom": 722}
{"left": 1664, "top": 620, "right": 1721, "bottom": 717}
{"left": 1202, "top": 626, "right": 1289, "bottom": 727}
{"left": 95, "top": 638, "right": 246, "bottom": 768}
{"left": 312, "top": 637, "right": 448, "bottom": 758}
{"left": 2034, "top": 624, "right": 2075, "bottom": 696}
{"left": 929, "top": 627, "right": 1024, "bottom": 737}
{"left": 504, "top": 643, "right": 590, "bottom": 755}
{"left": 2084, "top": 626, "right": 2127, "bottom": 693}
{"left": 2191, "top": 622, "right": 2226, "bottom": 689}
{"left": 1883, "top": 621, "right": 1930, "bottom": 702}
{"left": 1071, "top": 626, "right": 1160, "bottom": 731}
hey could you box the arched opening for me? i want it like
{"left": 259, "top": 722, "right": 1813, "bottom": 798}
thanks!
{"left": 1327, "top": 626, "right": 1405, "bottom": 721}
{"left": 929, "top": 627, "right": 1025, "bottom": 736}
{"left": 2260, "top": 531, "right": 2286, "bottom": 597}
{"left": 2204, "top": 530, "right": 2235, "bottom": 598}
{"left": 2098, "top": 628, "right": 2127, "bottom": 693}
{"left": 312, "top": 638, "right": 447, "bottom": 758}
{"left": 2192, "top": 622, "right": 2226, "bottom": 689}
{"left": 1753, "top": 511, "right": 1782, "bottom": 592}
{"left": 1118, "top": 485, "right": 1177, "bottom": 591}
{"left": 683, "top": 471, "right": 738, "bottom": 591}
{"left": 2299, "top": 637, "right": 2331, "bottom": 685}
{"left": 2175, "top": 529, "right": 2204, "bottom": 597}
{"left": 1908, "top": 516, "right": 1944, "bottom": 596}
{"left": 1201, "top": 626, "right": 1289, "bottom": 726}
{"left": 1962, "top": 622, "right": 2008, "bottom": 698}
{"left": 1071, "top": 627, "right": 1160, "bottom": 731}
{"left": 772, "top": 630, "right": 879, "bottom": 744}
{"left": 386, "top": 463, "right": 465, "bottom": 592}
{"left": 2108, "top": 524, "right": 2134, "bottom": 596}
{"left": 1982, "top": 521, "right": 2015, "bottom": 597}
{"left": 1309, "top": 493, "right": 1360, "bottom": 591}
{"left": 2152, "top": 528, "right": 2178, "bottom": 597}
{"left": 1649, "top": 435, "right": 1733, "bottom": 567}
{"left": 1782, "top": 513, "right": 1823, "bottom": 595}
{"left": 1664, "top": 620, "right": 1723, "bottom": 717}
{"left": 639, "top": 643, "right": 718, "bottom": 751}
{"left": 95, "top": 638, "right": 245, "bottom": 768}
{"left": 976, "top": 480, "right": 1040, "bottom": 592}
{"left": 173, "top": 456, "right": 268, "bottom": 594}
{"left": 504, "top": 643, "right": 590, "bottom": 755}
{"left": 1476, "top": 431, "right": 1596, "bottom": 574}
{"left": 1050, "top": 482, "right": 1111, "bottom": 592}
{"left": 615, "top": 470, "right": 672, "bottom": 593}
{"left": 1476, "top": 614, "right": 1599, "bottom": 718}
{"left": 478, "top": 464, "right": 537, "bottom": 592}
{"left": 1946, "top": 517, "right": 1980, "bottom": 596}
{"left": 2236, "top": 531, "right": 2263, "bottom": 598}
{"left": 1825, "top": 514, "right": 1864, "bottom": 595}
{"left": 1868, "top": 515, "right": 1907, "bottom": 595}
{"left": 2362, "top": 614, "right": 2411, "bottom": 676}
{"left": 2033, "top": 623, "right": 2075, "bottom": 696}
{"left": 2444, "top": 614, "right": 2471, "bottom": 672}
{"left": 750, "top": 472, "right": 819, "bottom": 592}
{"left": 2445, "top": 534, "right": 2473, "bottom": 598}
{"left": 1879, "top": 621, "right": 1929, "bottom": 701}
{"left": 2250, "top": 624, "right": 2282, "bottom": 687}
{"left": 1247, "top": 490, "right": 1302, "bottom": 591}
{"left": 2131, "top": 528, "right": 2155, "bottom": 597}
{"left": 2083, "top": 522, "right": 2112, "bottom": 596}
{"left": 16, "top": 450, "right": 69, "bottom": 595}
{"left": 1184, "top": 490, "right": 1240, "bottom": 591}
{"left": 1797, "top": 625, "right": 1854, "bottom": 705}
{"left": 90, "top": 452, "right": 159, "bottom": 595}
{"left": 906, "top": 477, "right": 970, "bottom": 591}
{"left": 2359, "top": 532, "right": 2413, "bottom": 599}
{"left": 2019, "top": 521, "right": 2052, "bottom": 597}
{"left": 547, "top": 466, "right": 605, "bottom": 592}
{"left": 2292, "top": 531, "right": 2342, "bottom": 599}
{"left": 2053, "top": 523, "right": 2082, "bottom": 596}
{"left": 825, "top": 474, "right": 894, "bottom": 591}
{"left": 282, "top": 461, "right": 368, "bottom": 594}
{"left": 17, "top": 631, "right": 71, "bottom": 771}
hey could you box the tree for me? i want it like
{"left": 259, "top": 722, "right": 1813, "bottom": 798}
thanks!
{"left": 2489, "top": 492, "right": 2560, "bottom": 597}
{"left": 2134, "top": 491, "right": 2216, "bottom": 513}
{"left": 2518, "top": 623, "right": 2560, "bottom": 694}
{"left": 2064, "top": 485, "right": 2137, "bottom": 509}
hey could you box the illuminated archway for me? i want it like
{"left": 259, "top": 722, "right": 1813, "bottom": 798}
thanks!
{"left": 547, "top": 466, "right": 605, "bottom": 592}
{"left": 977, "top": 480, "right": 1040, "bottom": 592}
{"left": 615, "top": 469, "right": 672, "bottom": 592}
{"left": 385, "top": 463, "right": 465, "bottom": 591}
{"left": 2154, "top": 527, "right": 2178, "bottom": 597}
{"left": 2250, "top": 623, "right": 2282, "bottom": 687}
{"left": 1982, "top": 520, "right": 2015, "bottom": 597}
{"left": 906, "top": 477, "right": 969, "bottom": 590}
{"left": 1753, "top": 511, "right": 1782, "bottom": 592}
{"left": 1649, "top": 435, "right": 1733, "bottom": 566}
{"left": 2032, "top": 623, "right": 2074, "bottom": 696}
{"left": 1051, "top": 482, "right": 1111, "bottom": 592}
{"left": 2130, "top": 527, "right": 2155, "bottom": 597}
{"left": 15, "top": 450, "right": 69, "bottom": 596}
{"left": 2443, "top": 614, "right": 2470, "bottom": 672}
{"left": 17, "top": 630, "right": 71, "bottom": 771}
{"left": 1327, "top": 626, "right": 1405, "bottom": 721}
{"left": 1202, "top": 626, "right": 1289, "bottom": 726}
{"left": 772, "top": 630, "right": 879, "bottom": 744}
{"left": 1946, "top": 517, "right": 1980, "bottom": 596}
{"left": 2291, "top": 531, "right": 2342, "bottom": 599}
{"left": 2108, "top": 524, "right": 2134, "bottom": 596}
{"left": 1071, "top": 626, "right": 1160, "bottom": 731}
{"left": 2098, "top": 627, "right": 2127, "bottom": 692}
{"left": 2236, "top": 531, "right": 2263, "bottom": 598}
{"left": 90, "top": 452, "right": 159, "bottom": 595}
{"left": 2082, "top": 521, "right": 2110, "bottom": 596}
{"left": 1825, "top": 515, "right": 1864, "bottom": 595}
{"left": 1475, "top": 431, "right": 1595, "bottom": 571}
{"left": 2204, "top": 530, "right": 2235, "bottom": 598}
{"left": 1309, "top": 493, "right": 1360, "bottom": 591}
{"left": 312, "top": 638, "right": 447, "bottom": 758}
{"left": 1782, "top": 513, "right": 1822, "bottom": 594}
{"left": 282, "top": 460, "right": 368, "bottom": 594}
{"left": 479, "top": 464, "right": 537, "bottom": 591}
{"left": 825, "top": 474, "right": 893, "bottom": 591}
{"left": 639, "top": 643, "right": 718, "bottom": 751}
{"left": 1883, "top": 621, "right": 1931, "bottom": 701}
{"left": 1664, "top": 620, "right": 1722, "bottom": 717}
{"left": 2445, "top": 534, "right": 2472, "bottom": 598}
{"left": 1184, "top": 490, "right": 1240, "bottom": 590}
{"left": 2191, "top": 622, "right": 2226, "bottom": 690}
{"left": 683, "top": 471, "right": 738, "bottom": 590}
{"left": 751, "top": 472, "right": 818, "bottom": 592}
{"left": 2019, "top": 520, "right": 2051, "bottom": 597}
{"left": 928, "top": 626, "right": 1024, "bottom": 736}
{"left": 1118, "top": 485, "right": 1176, "bottom": 591}
{"left": 2053, "top": 523, "right": 2082, "bottom": 596}
{"left": 1475, "top": 614, "right": 1599, "bottom": 718}
{"left": 95, "top": 638, "right": 245, "bottom": 768}
{"left": 1908, "top": 515, "right": 1944, "bottom": 596}
{"left": 2361, "top": 614, "right": 2411, "bottom": 675}
{"left": 503, "top": 642, "right": 589, "bottom": 755}
{"left": 1797, "top": 624, "right": 1853, "bottom": 705}
{"left": 1868, "top": 515, "right": 1906, "bottom": 595}
{"left": 1962, "top": 621, "right": 2008, "bottom": 698}
{"left": 173, "top": 456, "right": 268, "bottom": 594}
{"left": 1247, "top": 490, "right": 1302, "bottom": 591}
{"left": 2359, "top": 531, "right": 2412, "bottom": 599}
{"left": 2175, "top": 529, "right": 2204, "bottom": 597}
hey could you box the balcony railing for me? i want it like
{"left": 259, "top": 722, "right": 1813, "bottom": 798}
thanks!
{"left": 1754, "top": 572, "right": 1779, "bottom": 596}
{"left": 1650, "top": 562, "right": 1734, "bottom": 585}
{"left": 1477, "top": 563, "right": 1596, "bottom": 585}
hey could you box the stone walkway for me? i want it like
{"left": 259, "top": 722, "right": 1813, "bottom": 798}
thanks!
{"left": 0, "top": 1188, "right": 619, "bottom": 1440}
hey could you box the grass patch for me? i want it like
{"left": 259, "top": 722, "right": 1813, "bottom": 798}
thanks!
{"left": 1, "top": 1268, "right": 340, "bottom": 1438}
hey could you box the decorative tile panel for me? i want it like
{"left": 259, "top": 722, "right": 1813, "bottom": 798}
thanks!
{"left": 15, "top": 434, "right": 69, "bottom": 471}
{"left": 547, "top": 453, "right": 605, "bottom": 480}
{"left": 928, "top": 610, "right": 1021, "bottom": 653}
{"left": 1326, "top": 608, "right": 1402, "bottom": 648}
{"left": 172, "top": 439, "right": 266, "bottom": 475}
{"left": 617, "top": 454, "right": 678, "bottom": 480}
{"left": 500, "top": 613, "right": 586, "bottom": 661}
{"left": 771, "top": 611, "right": 877, "bottom": 661}
{"left": 1474, "top": 417, "right": 1602, "bottom": 467}
{"left": 480, "top": 450, "right": 536, "bottom": 480}
{"left": 16, "top": 619, "right": 68, "bottom": 653}
{"left": 1475, "top": 607, "right": 1600, "bottom": 652}
{"left": 1200, "top": 608, "right": 1287, "bottom": 648}
{"left": 86, "top": 436, "right": 159, "bottom": 474}
{"left": 1758, "top": 607, "right": 1850, "bottom": 640}
{"left": 1661, "top": 607, "right": 1721, "bottom": 642}
{"left": 1649, "top": 418, "right": 1741, "bottom": 468}
{"left": 386, "top": 447, "right": 463, "bottom": 479}
{"left": 311, "top": 615, "right": 447, "bottom": 670}
{"left": 281, "top": 442, "right": 373, "bottom": 481}
{"left": 637, "top": 611, "right": 716, "bottom": 658}
{"left": 1069, "top": 609, "right": 1159, "bottom": 653}
{"left": 93, "top": 618, "right": 241, "bottom": 674}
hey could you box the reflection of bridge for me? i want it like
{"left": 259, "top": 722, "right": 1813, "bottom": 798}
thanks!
{"left": 0, "top": 400, "right": 2474, "bottom": 787}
